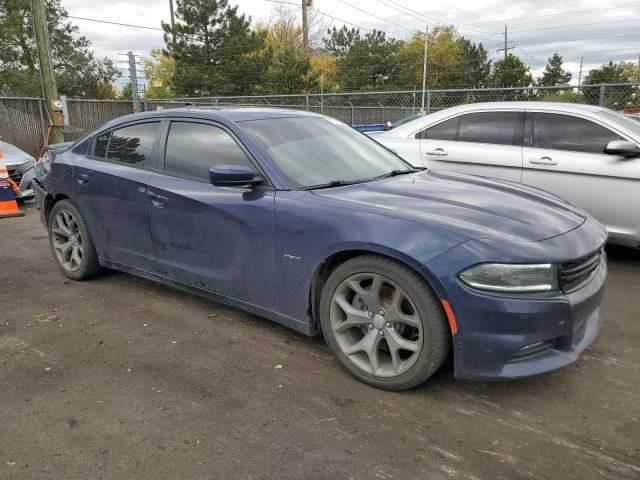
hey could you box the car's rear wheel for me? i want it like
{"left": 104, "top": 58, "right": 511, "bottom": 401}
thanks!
{"left": 320, "top": 255, "right": 450, "bottom": 390}
{"left": 48, "top": 200, "right": 100, "bottom": 280}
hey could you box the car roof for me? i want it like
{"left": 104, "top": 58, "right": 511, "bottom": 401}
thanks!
{"left": 384, "top": 101, "right": 615, "bottom": 137}
{"left": 98, "top": 107, "right": 320, "bottom": 131}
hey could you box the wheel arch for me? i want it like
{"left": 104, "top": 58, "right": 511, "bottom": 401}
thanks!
{"left": 44, "top": 193, "right": 70, "bottom": 225}
{"left": 308, "top": 246, "right": 450, "bottom": 333}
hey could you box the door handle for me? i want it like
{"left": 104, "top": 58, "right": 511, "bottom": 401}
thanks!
{"left": 529, "top": 157, "right": 558, "bottom": 166}
{"left": 148, "top": 192, "right": 168, "bottom": 208}
{"left": 76, "top": 173, "right": 90, "bottom": 184}
{"left": 426, "top": 148, "right": 448, "bottom": 156}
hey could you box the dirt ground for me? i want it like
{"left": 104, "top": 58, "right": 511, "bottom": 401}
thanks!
{"left": 1, "top": 208, "right": 639, "bottom": 480}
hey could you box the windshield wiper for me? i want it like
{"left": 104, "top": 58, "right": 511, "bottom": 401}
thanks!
{"left": 372, "top": 168, "right": 423, "bottom": 180}
{"left": 299, "top": 179, "right": 367, "bottom": 190}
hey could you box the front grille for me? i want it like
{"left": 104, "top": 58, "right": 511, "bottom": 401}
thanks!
{"left": 560, "top": 249, "right": 603, "bottom": 292}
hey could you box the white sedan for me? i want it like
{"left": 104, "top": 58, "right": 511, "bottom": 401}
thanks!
{"left": 374, "top": 102, "right": 640, "bottom": 248}
{"left": 0, "top": 140, "right": 36, "bottom": 198}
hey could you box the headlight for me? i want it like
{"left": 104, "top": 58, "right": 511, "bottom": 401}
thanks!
{"left": 34, "top": 152, "right": 51, "bottom": 179}
{"left": 459, "top": 263, "right": 559, "bottom": 293}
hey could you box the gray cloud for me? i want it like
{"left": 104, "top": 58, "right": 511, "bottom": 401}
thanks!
{"left": 59, "top": 0, "right": 640, "bottom": 87}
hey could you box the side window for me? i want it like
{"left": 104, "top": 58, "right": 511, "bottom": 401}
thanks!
{"left": 106, "top": 122, "right": 160, "bottom": 166}
{"left": 164, "top": 122, "right": 255, "bottom": 181}
{"left": 458, "top": 112, "right": 520, "bottom": 145}
{"left": 416, "top": 117, "right": 459, "bottom": 140}
{"left": 532, "top": 113, "right": 624, "bottom": 154}
{"left": 93, "top": 132, "right": 110, "bottom": 158}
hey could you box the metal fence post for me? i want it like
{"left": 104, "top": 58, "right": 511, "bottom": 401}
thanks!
{"left": 426, "top": 90, "right": 431, "bottom": 115}
{"left": 305, "top": 94, "right": 310, "bottom": 111}
{"left": 599, "top": 85, "right": 606, "bottom": 106}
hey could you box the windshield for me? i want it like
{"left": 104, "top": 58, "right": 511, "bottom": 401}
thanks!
{"left": 240, "top": 116, "right": 412, "bottom": 188}
{"left": 600, "top": 110, "right": 640, "bottom": 139}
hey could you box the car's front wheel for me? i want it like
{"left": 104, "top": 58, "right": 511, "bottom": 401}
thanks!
{"left": 48, "top": 199, "right": 101, "bottom": 280}
{"left": 320, "top": 256, "right": 450, "bottom": 390}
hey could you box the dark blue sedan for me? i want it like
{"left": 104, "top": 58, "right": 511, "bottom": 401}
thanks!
{"left": 34, "top": 108, "right": 607, "bottom": 390}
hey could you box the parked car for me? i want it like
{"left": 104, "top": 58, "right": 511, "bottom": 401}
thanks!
{"left": 34, "top": 108, "right": 607, "bottom": 390}
{"left": 0, "top": 140, "right": 36, "bottom": 198}
{"left": 374, "top": 102, "right": 640, "bottom": 248}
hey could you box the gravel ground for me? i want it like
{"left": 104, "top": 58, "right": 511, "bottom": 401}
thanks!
{"left": 1, "top": 209, "right": 639, "bottom": 480}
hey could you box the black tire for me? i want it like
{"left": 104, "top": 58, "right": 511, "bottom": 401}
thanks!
{"left": 48, "top": 199, "right": 101, "bottom": 280}
{"left": 319, "top": 255, "right": 450, "bottom": 391}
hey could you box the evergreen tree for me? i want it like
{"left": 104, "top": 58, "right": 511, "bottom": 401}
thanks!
{"left": 455, "top": 38, "right": 491, "bottom": 87}
{"left": 265, "top": 47, "right": 317, "bottom": 93}
{"left": 325, "top": 28, "right": 400, "bottom": 91}
{"left": 162, "top": 0, "right": 271, "bottom": 96}
{"left": 0, "top": 0, "right": 118, "bottom": 97}
{"left": 490, "top": 54, "right": 533, "bottom": 87}
{"left": 540, "top": 53, "right": 571, "bottom": 86}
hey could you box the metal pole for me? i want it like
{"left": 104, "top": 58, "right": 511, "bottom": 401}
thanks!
{"left": 420, "top": 26, "right": 428, "bottom": 114}
{"left": 302, "top": 0, "right": 309, "bottom": 56}
{"left": 128, "top": 51, "right": 140, "bottom": 112}
{"left": 31, "top": 0, "right": 63, "bottom": 143}
{"left": 599, "top": 85, "right": 606, "bottom": 106}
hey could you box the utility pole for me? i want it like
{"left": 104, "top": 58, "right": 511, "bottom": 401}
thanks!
{"left": 31, "top": 0, "right": 64, "bottom": 144}
{"left": 496, "top": 25, "right": 514, "bottom": 61}
{"left": 169, "top": 0, "right": 176, "bottom": 45}
{"left": 128, "top": 51, "right": 140, "bottom": 113}
{"left": 420, "top": 25, "right": 428, "bottom": 115}
{"left": 302, "top": 0, "right": 310, "bottom": 55}
{"left": 578, "top": 57, "right": 584, "bottom": 88}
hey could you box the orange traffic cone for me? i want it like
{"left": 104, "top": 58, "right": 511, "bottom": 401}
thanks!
{"left": 0, "top": 152, "right": 25, "bottom": 219}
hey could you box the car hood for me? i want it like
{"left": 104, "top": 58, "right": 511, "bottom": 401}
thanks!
{"left": 0, "top": 142, "right": 33, "bottom": 167}
{"left": 313, "top": 170, "right": 586, "bottom": 242}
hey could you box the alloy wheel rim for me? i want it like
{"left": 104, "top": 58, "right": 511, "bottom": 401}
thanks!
{"left": 330, "top": 273, "right": 423, "bottom": 377}
{"left": 51, "top": 209, "right": 84, "bottom": 272}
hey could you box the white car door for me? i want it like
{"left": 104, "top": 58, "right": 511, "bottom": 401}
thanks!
{"left": 418, "top": 111, "right": 524, "bottom": 183}
{"left": 521, "top": 111, "right": 640, "bottom": 245}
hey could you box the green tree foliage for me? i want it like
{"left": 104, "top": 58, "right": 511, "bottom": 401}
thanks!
{"left": 455, "top": 38, "right": 491, "bottom": 87}
{"left": 0, "top": 0, "right": 118, "bottom": 97}
{"left": 585, "top": 61, "right": 638, "bottom": 107}
{"left": 265, "top": 47, "right": 317, "bottom": 93}
{"left": 324, "top": 27, "right": 400, "bottom": 91}
{"left": 144, "top": 48, "right": 176, "bottom": 99}
{"left": 585, "top": 61, "right": 634, "bottom": 85}
{"left": 540, "top": 53, "right": 571, "bottom": 86}
{"left": 490, "top": 54, "right": 533, "bottom": 87}
{"left": 162, "top": 0, "right": 271, "bottom": 96}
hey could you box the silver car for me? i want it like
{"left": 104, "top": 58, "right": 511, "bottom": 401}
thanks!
{"left": 376, "top": 102, "right": 640, "bottom": 247}
{"left": 0, "top": 140, "right": 36, "bottom": 198}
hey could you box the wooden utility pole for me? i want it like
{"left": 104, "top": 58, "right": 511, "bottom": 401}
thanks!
{"left": 302, "top": 0, "right": 310, "bottom": 55}
{"left": 496, "top": 25, "right": 514, "bottom": 61}
{"left": 578, "top": 57, "right": 584, "bottom": 87}
{"left": 169, "top": 0, "right": 176, "bottom": 45}
{"left": 31, "top": 0, "right": 64, "bottom": 144}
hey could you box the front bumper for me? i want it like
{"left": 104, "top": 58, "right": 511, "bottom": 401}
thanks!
{"left": 426, "top": 219, "right": 608, "bottom": 381}
{"left": 33, "top": 178, "right": 49, "bottom": 227}
{"left": 7, "top": 165, "right": 36, "bottom": 198}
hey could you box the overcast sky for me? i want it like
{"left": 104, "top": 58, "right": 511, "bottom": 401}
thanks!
{"left": 60, "top": 0, "right": 640, "bottom": 87}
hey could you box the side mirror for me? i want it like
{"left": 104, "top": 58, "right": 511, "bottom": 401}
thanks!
{"left": 604, "top": 140, "right": 640, "bottom": 158}
{"left": 209, "top": 165, "right": 262, "bottom": 187}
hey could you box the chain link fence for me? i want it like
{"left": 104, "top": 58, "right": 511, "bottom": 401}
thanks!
{"left": 2, "top": 83, "right": 638, "bottom": 157}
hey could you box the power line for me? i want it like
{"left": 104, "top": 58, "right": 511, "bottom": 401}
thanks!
{"left": 334, "top": 0, "right": 420, "bottom": 34}
{"left": 507, "top": 18, "right": 640, "bottom": 34}
{"left": 67, "top": 15, "right": 163, "bottom": 31}
{"left": 459, "top": 2, "right": 640, "bottom": 26}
